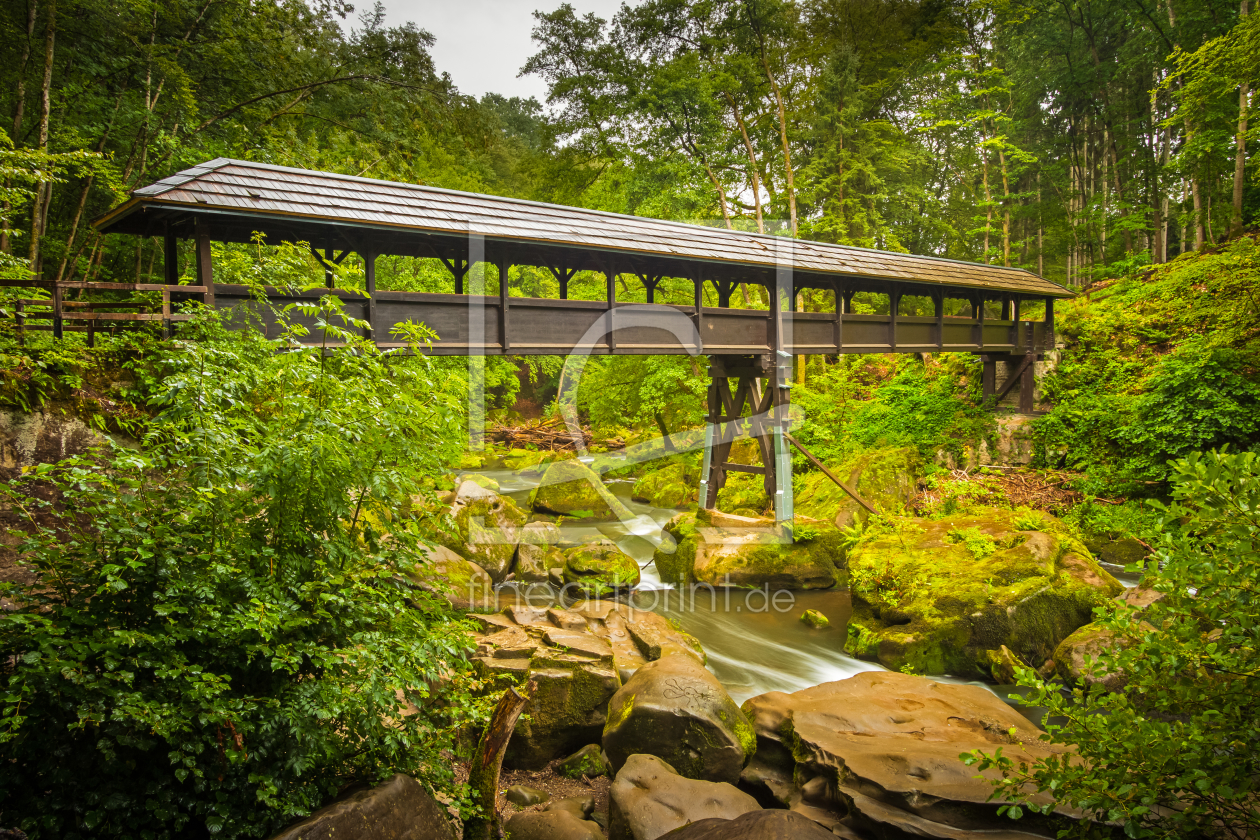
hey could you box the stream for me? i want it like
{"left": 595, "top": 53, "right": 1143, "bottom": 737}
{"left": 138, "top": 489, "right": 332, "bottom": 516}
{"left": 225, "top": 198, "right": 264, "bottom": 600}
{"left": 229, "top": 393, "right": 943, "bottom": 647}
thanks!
{"left": 467, "top": 459, "right": 1140, "bottom": 713}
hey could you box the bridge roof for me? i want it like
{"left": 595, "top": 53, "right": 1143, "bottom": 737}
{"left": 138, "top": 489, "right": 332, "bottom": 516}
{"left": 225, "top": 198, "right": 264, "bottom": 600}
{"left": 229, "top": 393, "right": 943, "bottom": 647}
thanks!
{"left": 96, "top": 158, "right": 1070, "bottom": 298}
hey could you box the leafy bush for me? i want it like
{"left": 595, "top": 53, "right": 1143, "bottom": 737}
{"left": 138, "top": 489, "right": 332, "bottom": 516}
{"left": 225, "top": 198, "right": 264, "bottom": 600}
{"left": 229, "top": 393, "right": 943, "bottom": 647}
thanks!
{"left": 0, "top": 302, "right": 481, "bottom": 839}
{"left": 793, "top": 354, "right": 990, "bottom": 467}
{"left": 1118, "top": 345, "right": 1260, "bottom": 478}
{"left": 966, "top": 450, "right": 1260, "bottom": 838}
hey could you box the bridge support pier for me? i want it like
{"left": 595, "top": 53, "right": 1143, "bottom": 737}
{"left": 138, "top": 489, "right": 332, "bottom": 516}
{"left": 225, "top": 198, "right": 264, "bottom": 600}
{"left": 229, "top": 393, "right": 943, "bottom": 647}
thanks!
{"left": 698, "top": 354, "right": 793, "bottom": 525}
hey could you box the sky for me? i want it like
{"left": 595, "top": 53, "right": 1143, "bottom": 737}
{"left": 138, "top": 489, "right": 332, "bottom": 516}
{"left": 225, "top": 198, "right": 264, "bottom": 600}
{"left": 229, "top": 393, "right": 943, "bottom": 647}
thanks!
{"left": 372, "top": 0, "right": 626, "bottom": 103}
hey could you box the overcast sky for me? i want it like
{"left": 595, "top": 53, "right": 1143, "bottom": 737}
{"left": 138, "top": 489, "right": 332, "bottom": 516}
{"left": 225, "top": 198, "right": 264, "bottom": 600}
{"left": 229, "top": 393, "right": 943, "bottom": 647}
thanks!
{"left": 370, "top": 0, "right": 626, "bottom": 103}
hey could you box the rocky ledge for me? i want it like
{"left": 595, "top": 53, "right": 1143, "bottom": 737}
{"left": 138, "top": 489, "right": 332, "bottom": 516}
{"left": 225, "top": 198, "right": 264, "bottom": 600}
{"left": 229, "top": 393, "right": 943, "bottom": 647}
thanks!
{"left": 469, "top": 602, "right": 704, "bottom": 769}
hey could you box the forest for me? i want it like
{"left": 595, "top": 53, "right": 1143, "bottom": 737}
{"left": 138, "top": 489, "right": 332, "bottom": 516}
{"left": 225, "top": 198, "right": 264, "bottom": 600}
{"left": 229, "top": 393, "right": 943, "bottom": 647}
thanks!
{"left": 0, "top": 0, "right": 1257, "bottom": 839}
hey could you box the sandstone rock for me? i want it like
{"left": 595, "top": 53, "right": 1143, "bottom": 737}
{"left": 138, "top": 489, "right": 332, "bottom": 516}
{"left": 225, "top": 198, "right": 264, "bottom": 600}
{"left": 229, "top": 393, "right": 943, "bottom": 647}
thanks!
{"left": 844, "top": 508, "right": 1123, "bottom": 678}
{"left": 799, "top": 609, "right": 829, "bottom": 629}
{"left": 652, "top": 512, "right": 842, "bottom": 590}
{"left": 741, "top": 671, "right": 1073, "bottom": 838}
{"left": 267, "top": 774, "right": 455, "bottom": 840}
{"left": 656, "top": 810, "right": 844, "bottom": 840}
{"left": 1052, "top": 582, "right": 1162, "bottom": 691}
{"left": 558, "top": 744, "right": 611, "bottom": 778}
{"left": 404, "top": 544, "right": 494, "bottom": 610}
{"left": 794, "top": 447, "right": 920, "bottom": 529}
{"left": 547, "top": 795, "right": 596, "bottom": 819}
{"left": 563, "top": 540, "right": 640, "bottom": 598}
{"left": 632, "top": 461, "right": 697, "bottom": 509}
{"left": 518, "top": 522, "right": 567, "bottom": 583}
{"left": 603, "top": 655, "right": 754, "bottom": 784}
{"left": 505, "top": 810, "right": 603, "bottom": 840}
{"left": 446, "top": 481, "right": 528, "bottom": 581}
{"left": 469, "top": 603, "right": 703, "bottom": 769}
{"left": 506, "top": 785, "right": 550, "bottom": 807}
{"left": 608, "top": 754, "right": 760, "bottom": 840}
{"left": 459, "top": 473, "right": 501, "bottom": 492}
{"left": 532, "top": 459, "right": 633, "bottom": 520}
{"left": 1083, "top": 536, "right": 1148, "bottom": 568}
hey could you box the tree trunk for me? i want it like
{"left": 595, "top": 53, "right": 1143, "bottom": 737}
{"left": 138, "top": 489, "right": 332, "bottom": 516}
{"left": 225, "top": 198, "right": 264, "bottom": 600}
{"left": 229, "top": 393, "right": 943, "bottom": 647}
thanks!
{"left": 465, "top": 682, "right": 534, "bottom": 840}
{"left": 752, "top": 24, "right": 796, "bottom": 236}
{"left": 1232, "top": 1, "right": 1251, "bottom": 237}
{"left": 726, "top": 94, "right": 765, "bottom": 234}
{"left": 28, "top": 0, "right": 56, "bottom": 275}
{"left": 2, "top": 1, "right": 39, "bottom": 255}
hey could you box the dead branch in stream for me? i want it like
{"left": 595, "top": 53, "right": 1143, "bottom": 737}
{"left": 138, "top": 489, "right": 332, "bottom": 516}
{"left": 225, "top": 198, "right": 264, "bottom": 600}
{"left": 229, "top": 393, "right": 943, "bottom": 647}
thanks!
{"left": 488, "top": 417, "right": 623, "bottom": 452}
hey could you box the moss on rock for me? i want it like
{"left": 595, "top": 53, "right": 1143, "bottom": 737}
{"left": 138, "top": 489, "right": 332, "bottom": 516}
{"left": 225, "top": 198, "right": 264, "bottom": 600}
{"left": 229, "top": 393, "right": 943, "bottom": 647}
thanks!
{"left": 651, "top": 511, "right": 844, "bottom": 590}
{"left": 563, "top": 540, "right": 641, "bottom": 597}
{"left": 843, "top": 507, "right": 1122, "bottom": 679}
{"left": 632, "top": 461, "right": 697, "bottom": 509}
{"left": 531, "top": 458, "right": 633, "bottom": 520}
{"left": 795, "top": 446, "right": 921, "bottom": 527}
{"left": 714, "top": 472, "right": 771, "bottom": 517}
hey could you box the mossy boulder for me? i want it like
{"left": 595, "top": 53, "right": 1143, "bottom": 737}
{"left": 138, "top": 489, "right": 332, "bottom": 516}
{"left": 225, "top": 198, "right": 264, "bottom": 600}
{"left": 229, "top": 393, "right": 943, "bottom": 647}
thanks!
{"left": 458, "top": 473, "right": 500, "bottom": 492}
{"left": 531, "top": 458, "right": 633, "bottom": 520}
{"left": 563, "top": 540, "right": 641, "bottom": 597}
{"left": 844, "top": 508, "right": 1123, "bottom": 678}
{"left": 632, "top": 461, "right": 697, "bottom": 509}
{"left": 795, "top": 446, "right": 920, "bottom": 528}
{"left": 444, "top": 480, "right": 528, "bottom": 582}
{"left": 651, "top": 511, "right": 844, "bottom": 590}
{"left": 603, "top": 654, "right": 756, "bottom": 784}
{"left": 404, "top": 544, "right": 494, "bottom": 610}
{"left": 1052, "top": 582, "right": 1163, "bottom": 692}
{"left": 800, "top": 609, "right": 829, "bottom": 629}
{"left": 517, "top": 521, "right": 566, "bottom": 583}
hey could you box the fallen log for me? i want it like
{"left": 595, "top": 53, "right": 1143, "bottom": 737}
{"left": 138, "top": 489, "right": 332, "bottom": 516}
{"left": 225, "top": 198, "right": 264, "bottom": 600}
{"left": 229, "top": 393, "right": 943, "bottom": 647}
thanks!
{"left": 464, "top": 679, "right": 536, "bottom": 840}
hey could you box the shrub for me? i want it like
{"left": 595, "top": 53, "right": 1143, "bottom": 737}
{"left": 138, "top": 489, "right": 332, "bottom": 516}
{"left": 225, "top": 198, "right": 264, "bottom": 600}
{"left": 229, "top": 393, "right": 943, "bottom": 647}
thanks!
{"left": 0, "top": 302, "right": 481, "bottom": 839}
{"left": 966, "top": 450, "right": 1260, "bottom": 838}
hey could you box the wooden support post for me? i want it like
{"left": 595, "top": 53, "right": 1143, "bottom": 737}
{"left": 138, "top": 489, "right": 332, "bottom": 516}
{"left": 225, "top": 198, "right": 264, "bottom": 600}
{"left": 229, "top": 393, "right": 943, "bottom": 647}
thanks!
{"left": 465, "top": 681, "right": 535, "bottom": 840}
{"left": 935, "top": 290, "right": 944, "bottom": 350}
{"left": 498, "top": 258, "right": 510, "bottom": 352}
{"left": 832, "top": 280, "right": 843, "bottom": 353}
{"left": 889, "top": 285, "right": 900, "bottom": 350}
{"left": 1020, "top": 356, "right": 1036, "bottom": 413}
{"left": 606, "top": 258, "right": 616, "bottom": 353}
{"left": 975, "top": 294, "right": 986, "bottom": 349}
{"left": 693, "top": 270, "right": 704, "bottom": 344}
{"left": 15, "top": 300, "right": 24, "bottom": 347}
{"left": 364, "top": 251, "right": 377, "bottom": 340}
{"left": 982, "top": 355, "right": 996, "bottom": 399}
{"left": 195, "top": 219, "right": 215, "bottom": 308}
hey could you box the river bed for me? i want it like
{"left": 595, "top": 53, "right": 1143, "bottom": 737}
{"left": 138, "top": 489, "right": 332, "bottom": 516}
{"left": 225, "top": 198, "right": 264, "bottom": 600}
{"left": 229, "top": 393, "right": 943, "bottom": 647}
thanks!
{"left": 466, "top": 462, "right": 1138, "bottom": 713}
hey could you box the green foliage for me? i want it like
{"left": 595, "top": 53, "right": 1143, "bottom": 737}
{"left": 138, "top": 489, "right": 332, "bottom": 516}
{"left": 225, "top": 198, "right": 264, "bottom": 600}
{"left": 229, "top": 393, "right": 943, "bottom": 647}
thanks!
{"left": 946, "top": 526, "right": 997, "bottom": 559}
{"left": 0, "top": 303, "right": 482, "bottom": 839}
{"left": 793, "top": 354, "right": 990, "bottom": 467}
{"left": 1036, "top": 238, "right": 1260, "bottom": 493}
{"left": 965, "top": 450, "right": 1260, "bottom": 839}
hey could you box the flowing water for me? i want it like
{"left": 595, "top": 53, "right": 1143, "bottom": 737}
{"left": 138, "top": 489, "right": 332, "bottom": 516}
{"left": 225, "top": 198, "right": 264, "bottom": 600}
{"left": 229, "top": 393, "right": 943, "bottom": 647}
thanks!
{"left": 468, "top": 461, "right": 1140, "bottom": 711}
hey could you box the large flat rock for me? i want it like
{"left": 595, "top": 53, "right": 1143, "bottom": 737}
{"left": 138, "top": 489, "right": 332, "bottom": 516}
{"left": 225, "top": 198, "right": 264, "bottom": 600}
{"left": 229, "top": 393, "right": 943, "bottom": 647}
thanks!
{"left": 741, "top": 671, "right": 1076, "bottom": 838}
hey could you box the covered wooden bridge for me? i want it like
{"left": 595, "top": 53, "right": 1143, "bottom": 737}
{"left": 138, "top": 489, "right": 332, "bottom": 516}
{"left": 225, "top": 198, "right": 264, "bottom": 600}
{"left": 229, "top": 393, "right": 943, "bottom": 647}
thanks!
{"left": 94, "top": 158, "right": 1071, "bottom": 522}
